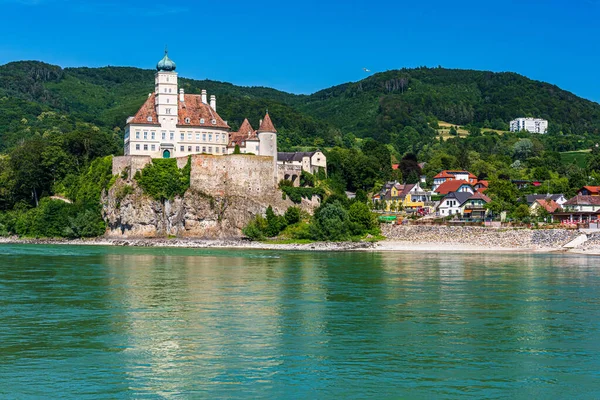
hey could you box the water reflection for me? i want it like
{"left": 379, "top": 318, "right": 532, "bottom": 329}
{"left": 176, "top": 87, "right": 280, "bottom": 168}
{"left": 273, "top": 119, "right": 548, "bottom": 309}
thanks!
{"left": 0, "top": 246, "right": 599, "bottom": 398}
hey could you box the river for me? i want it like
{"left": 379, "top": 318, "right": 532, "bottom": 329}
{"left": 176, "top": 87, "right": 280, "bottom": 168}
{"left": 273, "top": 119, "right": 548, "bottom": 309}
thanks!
{"left": 1, "top": 245, "right": 599, "bottom": 398}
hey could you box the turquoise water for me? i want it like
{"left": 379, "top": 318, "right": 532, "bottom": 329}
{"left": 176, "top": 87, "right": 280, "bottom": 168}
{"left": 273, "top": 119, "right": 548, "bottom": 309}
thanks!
{"left": 1, "top": 245, "right": 599, "bottom": 399}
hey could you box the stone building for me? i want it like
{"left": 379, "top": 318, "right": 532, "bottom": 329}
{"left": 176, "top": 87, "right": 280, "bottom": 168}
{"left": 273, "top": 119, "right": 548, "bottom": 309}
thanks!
{"left": 277, "top": 151, "right": 327, "bottom": 186}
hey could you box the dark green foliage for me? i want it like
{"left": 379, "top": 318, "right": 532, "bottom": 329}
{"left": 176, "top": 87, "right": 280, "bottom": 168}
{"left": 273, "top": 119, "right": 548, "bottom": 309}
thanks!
{"left": 265, "top": 206, "right": 286, "bottom": 237}
{"left": 233, "top": 145, "right": 241, "bottom": 154}
{"left": 348, "top": 202, "right": 378, "bottom": 236}
{"left": 284, "top": 206, "right": 301, "bottom": 225}
{"left": 242, "top": 215, "right": 267, "bottom": 241}
{"left": 311, "top": 201, "right": 350, "bottom": 241}
{"left": 281, "top": 186, "right": 325, "bottom": 204}
{"left": 135, "top": 158, "right": 191, "bottom": 201}
{"left": 11, "top": 198, "right": 105, "bottom": 238}
{"left": 300, "top": 170, "right": 316, "bottom": 187}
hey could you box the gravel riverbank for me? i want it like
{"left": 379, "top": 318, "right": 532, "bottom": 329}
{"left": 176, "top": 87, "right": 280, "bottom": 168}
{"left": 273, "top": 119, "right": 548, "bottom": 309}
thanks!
{"left": 1, "top": 227, "right": 599, "bottom": 254}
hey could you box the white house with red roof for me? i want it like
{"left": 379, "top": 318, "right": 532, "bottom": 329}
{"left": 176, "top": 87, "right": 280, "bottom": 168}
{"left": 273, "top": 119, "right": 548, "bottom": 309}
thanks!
{"left": 124, "top": 50, "right": 277, "bottom": 161}
{"left": 432, "top": 170, "right": 477, "bottom": 191}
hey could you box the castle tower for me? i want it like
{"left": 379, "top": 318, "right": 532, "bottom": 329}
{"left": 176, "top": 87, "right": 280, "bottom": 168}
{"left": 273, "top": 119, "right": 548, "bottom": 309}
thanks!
{"left": 258, "top": 112, "right": 278, "bottom": 184}
{"left": 154, "top": 49, "right": 178, "bottom": 129}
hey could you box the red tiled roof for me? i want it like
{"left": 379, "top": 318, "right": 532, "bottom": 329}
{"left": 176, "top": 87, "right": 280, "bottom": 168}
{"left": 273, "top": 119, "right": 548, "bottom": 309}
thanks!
{"left": 178, "top": 94, "right": 229, "bottom": 128}
{"left": 434, "top": 171, "right": 455, "bottom": 179}
{"left": 564, "top": 195, "right": 600, "bottom": 206}
{"left": 535, "top": 199, "right": 560, "bottom": 213}
{"left": 468, "top": 191, "right": 491, "bottom": 203}
{"left": 128, "top": 93, "right": 229, "bottom": 129}
{"left": 475, "top": 180, "right": 489, "bottom": 188}
{"left": 435, "top": 180, "right": 472, "bottom": 195}
{"left": 129, "top": 94, "right": 160, "bottom": 125}
{"left": 228, "top": 118, "right": 258, "bottom": 148}
{"left": 580, "top": 186, "right": 600, "bottom": 194}
{"left": 434, "top": 170, "right": 476, "bottom": 181}
{"left": 257, "top": 112, "right": 277, "bottom": 133}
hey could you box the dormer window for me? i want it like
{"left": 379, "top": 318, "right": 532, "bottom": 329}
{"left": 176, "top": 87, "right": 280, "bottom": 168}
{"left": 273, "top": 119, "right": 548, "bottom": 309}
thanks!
{"left": 147, "top": 116, "right": 152, "bottom": 122}
{"left": 200, "top": 118, "right": 205, "bottom": 124}
{"left": 185, "top": 117, "right": 190, "bottom": 124}
{"left": 211, "top": 119, "right": 216, "bottom": 125}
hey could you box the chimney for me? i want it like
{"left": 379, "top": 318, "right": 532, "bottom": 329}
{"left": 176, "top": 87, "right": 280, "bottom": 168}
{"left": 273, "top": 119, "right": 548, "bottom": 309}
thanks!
{"left": 210, "top": 95, "right": 216, "bottom": 111}
{"left": 259, "top": 119, "right": 263, "bottom": 126}
{"left": 201, "top": 89, "right": 207, "bottom": 104}
{"left": 179, "top": 88, "right": 184, "bottom": 102}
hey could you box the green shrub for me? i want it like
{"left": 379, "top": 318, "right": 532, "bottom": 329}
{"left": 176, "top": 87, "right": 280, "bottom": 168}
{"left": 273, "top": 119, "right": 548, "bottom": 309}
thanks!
{"left": 348, "top": 202, "right": 379, "bottom": 236}
{"left": 311, "top": 201, "right": 350, "bottom": 241}
{"left": 281, "top": 186, "right": 325, "bottom": 204}
{"left": 242, "top": 215, "right": 268, "bottom": 240}
{"left": 135, "top": 157, "right": 191, "bottom": 201}
{"left": 284, "top": 206, "right": 301, "bottom": 225}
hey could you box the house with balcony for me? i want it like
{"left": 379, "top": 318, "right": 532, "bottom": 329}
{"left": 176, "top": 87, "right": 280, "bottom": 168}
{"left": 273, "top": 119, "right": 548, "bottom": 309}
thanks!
{"left": 432, "top": 170, "right": 477, "bottom": 191}
{"left": 553, "top": 195, "right": 600, "bottom": 224}
{"left": 461, "top": 192, "right": 491, "bottom": 220}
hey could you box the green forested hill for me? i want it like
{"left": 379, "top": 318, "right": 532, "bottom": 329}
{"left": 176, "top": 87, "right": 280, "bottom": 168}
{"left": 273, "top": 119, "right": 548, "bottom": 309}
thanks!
{"left": 2, "top": 61, "right": 600, "bottom": 153}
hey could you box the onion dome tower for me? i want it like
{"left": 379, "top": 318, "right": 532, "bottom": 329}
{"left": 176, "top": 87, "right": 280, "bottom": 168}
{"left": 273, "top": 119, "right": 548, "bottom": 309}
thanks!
{"left": 156, "top": 49, "right": 176, "bottom": 71}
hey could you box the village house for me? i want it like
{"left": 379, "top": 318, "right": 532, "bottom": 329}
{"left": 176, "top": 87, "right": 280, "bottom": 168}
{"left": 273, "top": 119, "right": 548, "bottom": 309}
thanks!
{"left": 432, "top": 170, "right": 477, "bottom": 191}
{"left": 461, "top": 192, "right": 491, "bottom": 219}
{"left": 434, "top": 180, "right": 474, "bottom": 196}
{"left": 530, "top": 199, "right": 561, "bottom": 222}
{"left": 525, "top": 194, "right": 568, "bottom": 207}
{"left": 373, "top": 181, "right": 433, "bottom": 212}
{"left": 437, "top": 192, "right": 472, "bottom": 216}
{"left": 578, "top": 186, "right": 600, "bottom": 196}
{"left": 554, "top": 196, "right": 600, "bottom": 224}
{"left": 473, "top": 180, "right": 489, "bottom": 192}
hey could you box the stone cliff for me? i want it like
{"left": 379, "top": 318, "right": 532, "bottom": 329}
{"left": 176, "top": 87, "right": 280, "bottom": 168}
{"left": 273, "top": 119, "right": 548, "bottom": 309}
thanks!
{"left": 103, "top": 154, "right": 318, "bottom": 238}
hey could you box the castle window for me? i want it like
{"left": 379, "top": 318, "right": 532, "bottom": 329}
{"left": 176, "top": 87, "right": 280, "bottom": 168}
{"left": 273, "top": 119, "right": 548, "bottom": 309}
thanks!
{"left": 180, "top": 146, "right": 184, "bottom": 152}
{"left": 147, "top": 116, "right": 153, "bottom": 122}
{"left": 143, "top": 131, "right": 148, "bottom": 139}
{"left": 211, "top": 119, "right": 216, "bottom": 125}
{"left": 202, "top": 133, "right": 206, "bottom": 141}
{"left": 196, "top": 133, "right": 200, "bottom": 140}
{"left": 151, "top": 132, "right": 155, "bottom": 140}
{"left": 209, "top": 134, "right": 213, "bottom": 142}
{"left": 170, "top": 132, "right": 174, "bottom": 140}
{"left": 136, "top": 132, "right": 140, "bottom": 139}
{"left": 144, "top": 144, "right": 148, "bottom": 151}
{"left": 188, "top": 133, "right": 192, "bottom": 140}
{"left": 162, "top": 131, "right": 166, "bottom": 140}
{"left": 209, "top": 146, "right": 212, "bottom": 153}
{"left": 200, "top": 118, "right": 205, "bottom": 124}
{"left": 151, "top": 145, "right": 156, "bottom": 151}
{"left": 196, "top": 146, "right": 200, "bottom": 152}
{"left": 166, "top": 108, "right": 171, "bottom": 115}
{"left": 136, "top": 144, "right": 140, "bottom": 150}
{"left": 185, "top": 118, "right": 190, "bottom": 124}
{"left": 169, "top": 88, "right": 172, "bottom": 93}
{"left": 180, "top": 133, "right": 185, "bottom": 140}
{"left": 202, "top": 147, "right": 206, "bottom": 153}
{"left": 188, "top": 146, "right": 192, "bottom": 152}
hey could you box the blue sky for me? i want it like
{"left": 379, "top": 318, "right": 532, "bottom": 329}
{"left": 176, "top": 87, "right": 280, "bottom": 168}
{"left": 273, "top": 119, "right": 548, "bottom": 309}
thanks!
{"left": 1, "top": 0, "right": 600, "bottom": 101}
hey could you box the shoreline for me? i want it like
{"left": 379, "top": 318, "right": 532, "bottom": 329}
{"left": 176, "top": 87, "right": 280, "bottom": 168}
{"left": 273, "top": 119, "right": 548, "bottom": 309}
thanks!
{"left": 1, "top": 236, "right": 599, "bottom": 256}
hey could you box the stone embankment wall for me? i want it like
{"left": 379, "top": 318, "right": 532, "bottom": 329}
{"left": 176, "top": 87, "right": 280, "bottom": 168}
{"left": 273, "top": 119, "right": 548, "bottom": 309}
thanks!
{"left": 105, "top": 154, "right": 318, "bottom": 238}
{"left": 382, "top": 225, "right": 579, "bottom": 249}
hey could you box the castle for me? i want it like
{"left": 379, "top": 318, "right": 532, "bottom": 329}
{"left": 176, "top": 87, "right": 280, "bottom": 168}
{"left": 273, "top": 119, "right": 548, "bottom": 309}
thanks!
{"left": 121, "top": 50, "right": 325, "bottom": 187}
{"left": 124, "top": 50, "right": 277, "bottom": 163}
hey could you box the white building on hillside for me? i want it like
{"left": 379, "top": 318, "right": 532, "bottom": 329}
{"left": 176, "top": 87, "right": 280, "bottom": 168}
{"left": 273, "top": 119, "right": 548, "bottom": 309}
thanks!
{"left": 510, "top": 118, "right": 548, "bottom": 134}
{"left": 123, "top": 50, "right": 277, "bottom": 161}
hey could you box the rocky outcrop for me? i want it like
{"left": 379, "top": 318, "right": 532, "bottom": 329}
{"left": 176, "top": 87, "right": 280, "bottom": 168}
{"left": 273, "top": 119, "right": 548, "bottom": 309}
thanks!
{"left": 103, "top": 179, "right": 318, "bottom": 239}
